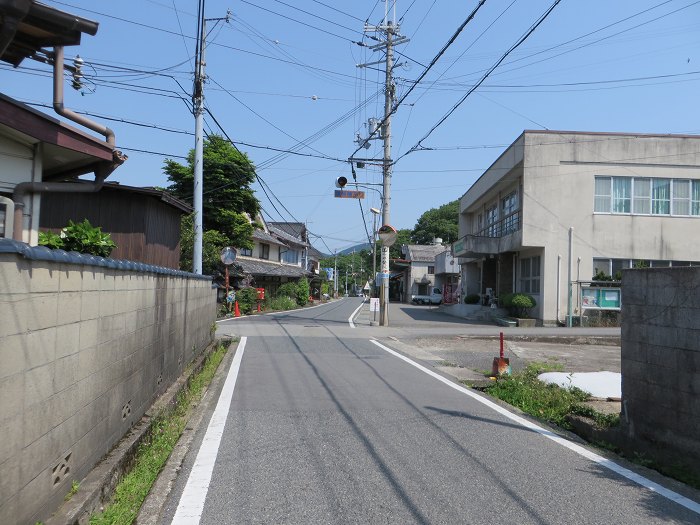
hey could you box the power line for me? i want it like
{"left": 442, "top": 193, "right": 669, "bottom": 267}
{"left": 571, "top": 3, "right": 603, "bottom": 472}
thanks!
{"left": 349, "top": 0, "right": 488, "bottom": 160}
{"left": 310, "top": 0, "right": 364, "bottom": 23}
{"left": 239, "top": 0, "right": 362, "bottom": 44}
{"left": 400, "top": 0, "right": 563, "bottom": 161}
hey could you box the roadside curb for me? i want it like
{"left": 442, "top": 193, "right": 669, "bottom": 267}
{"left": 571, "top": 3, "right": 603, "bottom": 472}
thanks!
{"left": 45, "top": 337, "right": 233, "bottom": 525}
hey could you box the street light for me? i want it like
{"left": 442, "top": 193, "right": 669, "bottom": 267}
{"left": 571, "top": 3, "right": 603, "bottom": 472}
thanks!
{"left": 370, "top": 207, "right": 380, "bottom": 299}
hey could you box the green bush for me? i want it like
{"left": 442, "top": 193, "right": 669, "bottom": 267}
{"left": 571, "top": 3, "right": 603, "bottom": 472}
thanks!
{"left": 464, "top": 293, "right": 480, "bottom": 304}
{"left": 269, "top": 296, "right": 296, "bottom": 311}
{"left": 499, "top": 293, "right": 514, "bottom": 308}
{"left": 296, "top": 277, "right": 310, "bottom": 306}
{"left": 510, "top": 293, "right": 536, "bottom": 318}
{"left": 38, "top": 219, "right": 116, "bottom": 257}
{"left": 235, "top": 287, "right": 258, "bottom": 314}
{"left": 276, "top": 282, "right": 298, "bottom": 299}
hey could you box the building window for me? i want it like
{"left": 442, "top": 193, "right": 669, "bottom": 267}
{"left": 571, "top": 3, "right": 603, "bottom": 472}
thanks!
{"left": 652, "top": 179, "right": 670, "bottom": 215}
{"left": 427, "top": 265, "right": 435, "bottom": 274}
{"left": 593, "top": 258, "right": 611, "bottom": 277}
{"left": 520, "top": 256, "right": 541, "bottom": 294}
{"left": 633, "top": 178, "right": 650, "bottom": 214}
{"left": 501, "top": 192, "right": 518, "bottom": 233}
{"left": 280, "top": 249, "right": 298, "bottom": 264}
{"left": 673, "top": 179, "right": 690, "bottom": 215}
{"left": 596, "top": 176, "right": 700, "bottom": 217}
{"left": 240, "top": 247, "right": 252, "bottom": 257}
{"left": 594, "top": 177, "right": 611, "bottom": 213}
{"left": 612, "top": 178, "right": 631, "bottom": 213}
{"left": 485, "top": 204, "right": 498, "bottom": 237}
{"left": 259, "top": 243, "right": 269, "bottom": 260}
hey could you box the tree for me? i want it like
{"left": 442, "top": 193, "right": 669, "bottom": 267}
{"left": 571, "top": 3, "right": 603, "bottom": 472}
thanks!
{"left": 389, "top": 228, "right": 412, "bottom": 259}
{"left": 179, "top": 214, "right": 229, "bottom": 276}
{"left": 165, "top": 134, "right": 259, "bottom": 249}
{"left": 411, "top": 199, "right": 459, "bottom": 245}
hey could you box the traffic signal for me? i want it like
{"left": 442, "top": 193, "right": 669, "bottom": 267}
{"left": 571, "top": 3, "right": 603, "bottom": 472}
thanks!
{"left": 336, "top": 176, "right": 348, "bottom": 188}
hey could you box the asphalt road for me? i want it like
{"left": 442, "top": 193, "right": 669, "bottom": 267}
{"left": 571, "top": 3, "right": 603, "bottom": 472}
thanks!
{"left": 158, "top": 298, "right": 700, "bottom": 524}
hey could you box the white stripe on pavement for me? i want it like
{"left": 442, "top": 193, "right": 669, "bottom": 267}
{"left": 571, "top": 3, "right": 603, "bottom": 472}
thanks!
{"left": 172, "top": 337, "right": 248, "bottom": 524}
{"left": 370, "top": 339, "right": 700, "bottom": 516}
{"left": 348, "top": 299, "right": 365, "bottom": 328}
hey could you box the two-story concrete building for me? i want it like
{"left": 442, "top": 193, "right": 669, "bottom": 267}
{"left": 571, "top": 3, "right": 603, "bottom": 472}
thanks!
{"left": 454, "top": 130, "right": 700, "bottom": 324}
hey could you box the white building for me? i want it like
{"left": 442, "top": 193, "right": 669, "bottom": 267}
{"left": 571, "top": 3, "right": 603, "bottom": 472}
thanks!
{"left": 454, "top": 130, "right": 700, "bottom": 324}
{"left": 399, "top": 242, "right": 457, "bottom": 302}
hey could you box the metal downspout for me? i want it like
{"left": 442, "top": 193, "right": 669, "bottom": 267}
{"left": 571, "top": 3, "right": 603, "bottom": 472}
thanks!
{"left": 53, "top": 46, "right": 115, "bottom": 146}
{"left": 12, "top": 46, "right": 126, "bottom": 241}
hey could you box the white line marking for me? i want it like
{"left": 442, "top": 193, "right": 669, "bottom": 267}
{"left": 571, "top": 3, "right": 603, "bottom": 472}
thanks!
{"left": 172, "top": 337, "right": 248, "bottom": 524}
{"left": 216, "top": 300, "right": 334, "bottom": 323}
{"left": 348, "top": 299, "right": 365, "bottom": 328}
{"left": 370, "top": 339, "right": 700, "bottom": 516}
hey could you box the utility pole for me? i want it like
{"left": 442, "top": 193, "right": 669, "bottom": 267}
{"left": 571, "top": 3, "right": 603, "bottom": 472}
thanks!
{"left": 192, "top": 6, "right": 206, "bottom": 274}
{"left": 362, "top": 1, "right": 407, "bottom": 325}
{"left": 192, "top": 8, "right": 230, "bottom": 274}
{"left": 334, "top": 250, "right": 338, "bottom": 297}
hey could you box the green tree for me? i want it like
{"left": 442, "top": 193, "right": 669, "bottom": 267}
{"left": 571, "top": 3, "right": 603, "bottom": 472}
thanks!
{"left": 164, "top": 134, "right": 258, "bottom": 249}
{"left": 411, "top": 199, "right": 459, "bottom": 244}
{"left": 389, "top": 228, "right": 413, "bottom": 259}
{"left": 179, "top": 214, "right": 229, "bottom": 275}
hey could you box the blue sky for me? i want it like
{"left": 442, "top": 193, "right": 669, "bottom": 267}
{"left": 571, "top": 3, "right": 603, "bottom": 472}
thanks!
{"left": 2, "top": 0, "right": 699, "bottom": 253}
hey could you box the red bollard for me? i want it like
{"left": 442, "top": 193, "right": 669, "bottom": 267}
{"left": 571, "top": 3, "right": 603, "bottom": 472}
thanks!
{"left": 491, "top": 331, "right": 511, "bottom": 376}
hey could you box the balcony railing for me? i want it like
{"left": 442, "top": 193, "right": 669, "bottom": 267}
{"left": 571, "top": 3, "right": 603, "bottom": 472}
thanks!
{"left": 475, "top": 210, "right": 521, "bottom": 238}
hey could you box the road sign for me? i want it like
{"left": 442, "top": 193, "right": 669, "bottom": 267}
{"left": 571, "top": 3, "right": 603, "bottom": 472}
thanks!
{"left": 377, "top": 272, "right": 390, "bottom": 279}
{"left": 334, "top": 190, "right": 365, "bottom": 199}
{"left": 369, "top": 298, "right": 379, "bottom": 312}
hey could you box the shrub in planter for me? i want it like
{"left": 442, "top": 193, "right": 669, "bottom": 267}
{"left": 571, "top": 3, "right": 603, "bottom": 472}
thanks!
{"left": 235, "top": 287, "right": 258, "bottom": 314}
{"left": 464, "top": 294, "right": 480, "bottom": 304}
{"left": 510, "top": 293, "right": 536, "bottom": 318}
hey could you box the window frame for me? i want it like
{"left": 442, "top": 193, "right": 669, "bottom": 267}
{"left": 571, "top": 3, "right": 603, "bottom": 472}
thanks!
{"left": 259, "top": 243, "right": 270, "bottom": 260}
{"left": 520, "top": 255, "right": 541, "bottom": 295}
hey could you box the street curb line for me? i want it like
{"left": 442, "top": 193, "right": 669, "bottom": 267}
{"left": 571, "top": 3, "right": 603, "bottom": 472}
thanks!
{"left": 215, "top": 298, "right": 337, "bottom": 322}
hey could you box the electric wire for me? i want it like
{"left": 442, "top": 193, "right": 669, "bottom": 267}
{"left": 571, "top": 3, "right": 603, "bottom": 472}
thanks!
{"left": 399, "top": 0, "right": 563, "bottom": 161}
{"left": 348, "top": 0, "right": 488, "bottom": 160}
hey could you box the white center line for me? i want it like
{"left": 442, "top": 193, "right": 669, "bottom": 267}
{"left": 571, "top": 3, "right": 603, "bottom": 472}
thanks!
{"left": 370, "top": 339, "right": 700, "bottom": 516}
{"left": 172, "top": 337, "right": 248, "bottom": 524}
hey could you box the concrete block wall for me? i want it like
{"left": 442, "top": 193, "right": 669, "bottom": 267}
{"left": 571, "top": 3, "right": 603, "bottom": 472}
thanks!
{"left": 0, "top": 253, "right": 216, "bottom": 525}
{"left": 621, "top": 266, "right": 700, "bottom": 474}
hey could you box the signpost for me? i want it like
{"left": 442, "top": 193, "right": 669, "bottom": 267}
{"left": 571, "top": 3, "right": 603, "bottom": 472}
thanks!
{"left": 334, "top": 189, "right": 365, "bottom": 199}
{"left": 220, "top": 247, "right": 237, "bottom": 311}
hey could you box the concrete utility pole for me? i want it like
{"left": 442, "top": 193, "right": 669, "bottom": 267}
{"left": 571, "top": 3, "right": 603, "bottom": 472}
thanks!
{"left": 192, "top": 8, "right": 230, "bottom": 274}
{"left": 369, "top": 2, "right": 405, "bottom": 325}
{"left": 192, "top": 12, "right": 206, "bottom": 274}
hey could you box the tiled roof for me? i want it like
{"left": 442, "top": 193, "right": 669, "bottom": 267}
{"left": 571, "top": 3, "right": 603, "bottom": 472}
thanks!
{"left": 253, "top": 229, "right": 287, "bottom": 247}
{"left": 269, "top": 225, "right": 308, "bottom": 247}
{"left": 268, "top": 222, "right": 305, "bottom": 239}
{"left": 234, "top": 257, "right": 309, "bottom": 278}
{"left": 405, "top": 244, "right": 449, "bottom": 262}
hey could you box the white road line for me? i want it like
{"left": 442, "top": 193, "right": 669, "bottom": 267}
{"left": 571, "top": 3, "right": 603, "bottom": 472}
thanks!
{"left": 370, "top": 339, "right": 700, "bottom": 516}
{"left": 172, "top": 337, "right": 248, "bottom": 524}
{"left": 216, "top": 300, "right": 334, "bottom": 323}
{"left": 348, "top": 299, "right": 365, "bottom": 328}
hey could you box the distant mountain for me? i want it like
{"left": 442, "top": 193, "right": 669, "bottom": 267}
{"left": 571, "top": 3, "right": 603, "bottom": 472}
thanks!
{"left": 339, "top": 242, "right": 371, "bottom": 255}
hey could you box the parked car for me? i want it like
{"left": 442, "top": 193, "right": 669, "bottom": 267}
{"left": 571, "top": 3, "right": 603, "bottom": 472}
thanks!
{"left": 411, "top": 287, "right": 442, "bottom": 305}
